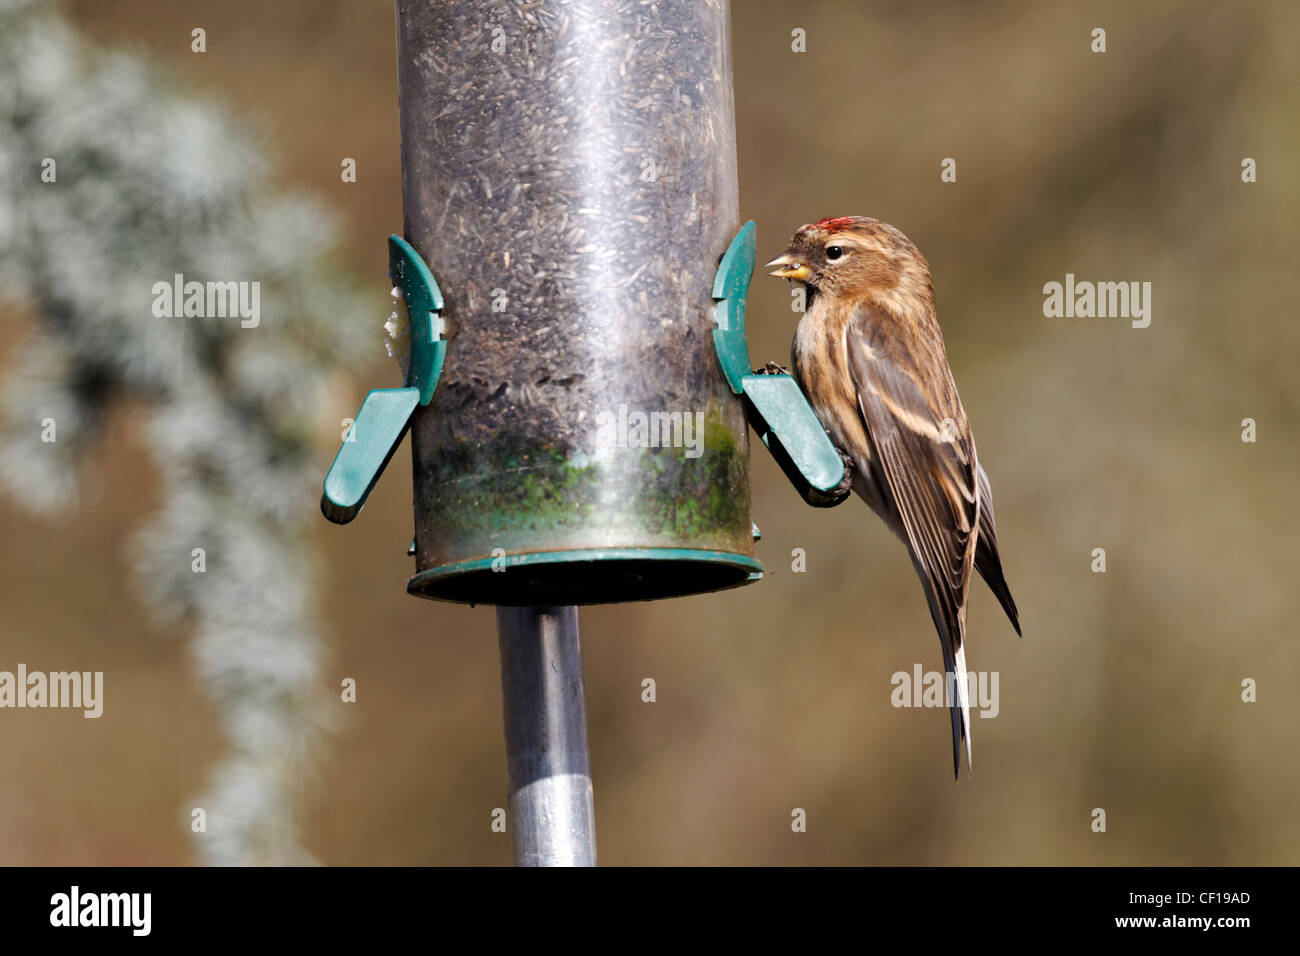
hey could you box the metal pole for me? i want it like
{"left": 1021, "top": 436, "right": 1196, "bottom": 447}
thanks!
{"left": 496, "top": 605, "right": 597, "bottom": 866}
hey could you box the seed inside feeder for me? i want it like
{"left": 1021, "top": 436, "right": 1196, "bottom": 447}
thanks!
{"left": 385, "top": 304, "right": 411, "bottom": 379}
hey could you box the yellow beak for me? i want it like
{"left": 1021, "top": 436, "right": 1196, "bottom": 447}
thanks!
{"left": 764, "top": 253, "right": 812, "bottom": 281}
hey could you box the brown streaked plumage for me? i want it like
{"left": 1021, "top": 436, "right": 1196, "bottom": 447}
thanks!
{"left": 765, "top": 216, "right": 1020, "bottom": 777}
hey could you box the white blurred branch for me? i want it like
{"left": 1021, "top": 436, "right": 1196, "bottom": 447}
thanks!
{"left": 0, "top": 0, "right": 372, "bottom": 864}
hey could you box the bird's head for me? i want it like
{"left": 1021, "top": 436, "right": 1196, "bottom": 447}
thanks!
{"left": 764, "top": 216, "right": 931, "bottom": 305}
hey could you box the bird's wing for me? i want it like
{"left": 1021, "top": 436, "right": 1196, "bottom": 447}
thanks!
{"left": 844, "top": 301, "right": 980, "bottom": 776}
{"left": 975, "top": 464, "right": 1022, "bottom": 637}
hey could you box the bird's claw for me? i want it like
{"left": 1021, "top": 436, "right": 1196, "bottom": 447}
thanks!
{"left": 830, "top": 446, "right": 855, "bottom": 500}
{"left": 807, "top": 444, "right": 855, "bottom": 507}
{"left": 752, "top": 361, "right": 790, "bottom": 376}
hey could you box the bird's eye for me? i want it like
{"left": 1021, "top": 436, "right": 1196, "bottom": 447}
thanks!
{"left": 825, "top": 245, "right": 844, "bottom": 261}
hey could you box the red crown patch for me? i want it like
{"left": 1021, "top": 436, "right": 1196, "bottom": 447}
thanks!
{"left": 813, "top": 216, "right": 858, "bottom": 231}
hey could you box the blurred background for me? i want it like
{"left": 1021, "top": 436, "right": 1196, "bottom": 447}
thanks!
{"left": 0, "top": 0, "right": 1296, "bottom": 865}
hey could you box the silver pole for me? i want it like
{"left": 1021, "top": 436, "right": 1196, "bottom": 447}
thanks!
{"left": 495, "top": 605, "right": 597, "bottom": 867}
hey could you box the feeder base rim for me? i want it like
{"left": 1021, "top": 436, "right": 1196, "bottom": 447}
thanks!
{"left": 406, "top": 546, "right": 764, "bottom": 607}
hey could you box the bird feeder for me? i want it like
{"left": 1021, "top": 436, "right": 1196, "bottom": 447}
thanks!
{"left": 322, "top": 1, "right": 843, "bottom": 607}
{"left": 320, "top": 0, "right": 844, "bottom": 868}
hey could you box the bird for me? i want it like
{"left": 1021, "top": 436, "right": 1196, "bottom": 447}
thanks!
{"left": 764, "top": 216, "right": 1020, "bottom": 777}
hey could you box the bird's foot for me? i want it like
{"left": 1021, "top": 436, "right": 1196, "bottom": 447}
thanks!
{"left": 752, "top": 361, "right": 790, "bottom": 376}
{"left": 805, "top": 446, "right": 854, "bottom": 508}
{"left": 830, "top": 446, "right": 855, "bottom": 500}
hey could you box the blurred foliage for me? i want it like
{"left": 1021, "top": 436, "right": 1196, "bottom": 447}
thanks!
{"left": 0, "top": 0, "right": 371, "bottom": 863}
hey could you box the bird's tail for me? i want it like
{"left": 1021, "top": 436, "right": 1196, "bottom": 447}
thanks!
{"left": 915, "top": 567, "right": 973, "bottom": 778}
{"left": 944, "top": 639, "right": 973, "bottom": 778}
